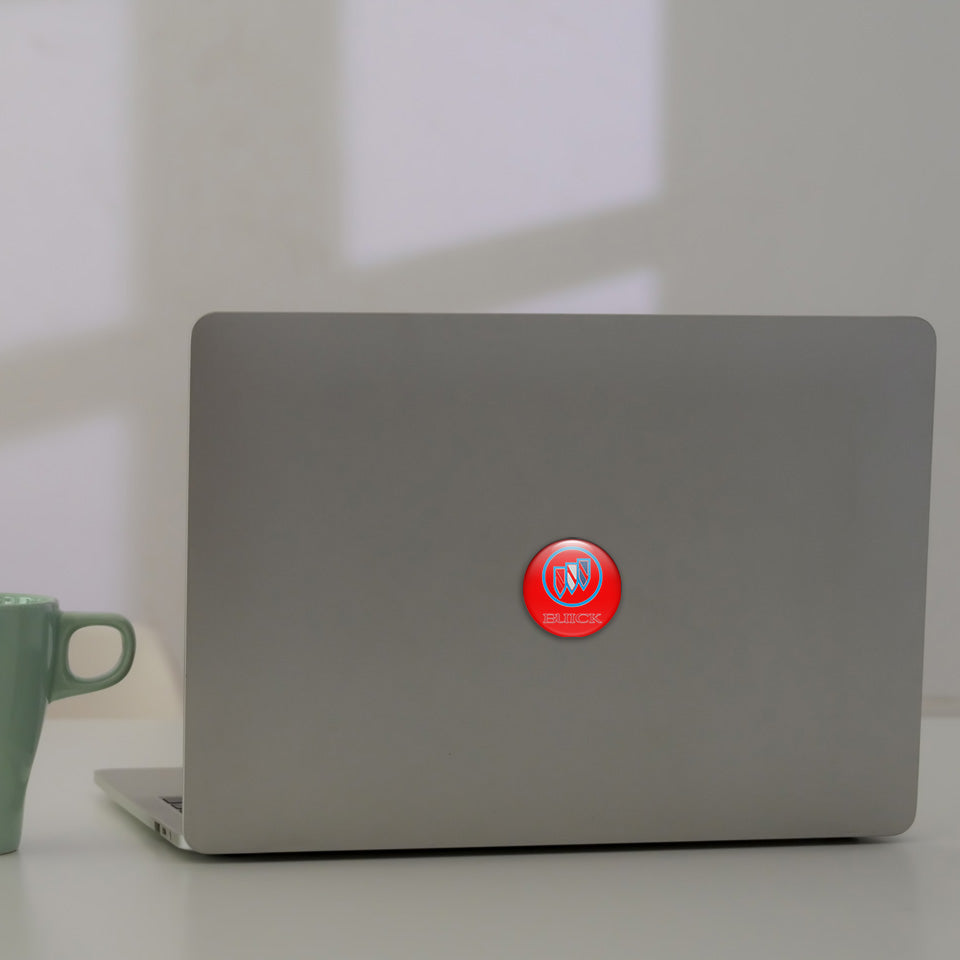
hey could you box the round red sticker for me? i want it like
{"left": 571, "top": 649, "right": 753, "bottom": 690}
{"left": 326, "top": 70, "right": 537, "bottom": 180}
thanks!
{"left": 523, "top": 539, "right": 621, "bottom": 638}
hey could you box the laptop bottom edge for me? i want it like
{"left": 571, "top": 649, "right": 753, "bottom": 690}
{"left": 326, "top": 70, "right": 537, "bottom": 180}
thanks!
{"left": 95, "top": 767, "right": 192, "bottom": 851}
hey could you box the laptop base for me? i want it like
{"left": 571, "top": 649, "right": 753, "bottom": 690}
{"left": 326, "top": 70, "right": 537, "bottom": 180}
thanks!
{"left": 96, "top": 768, "right": 191, "bottom": 850}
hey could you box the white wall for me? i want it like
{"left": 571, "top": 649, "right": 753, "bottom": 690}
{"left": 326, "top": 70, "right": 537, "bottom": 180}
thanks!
{"left": 1, "top": 1, "right": 957, "bottom": 706}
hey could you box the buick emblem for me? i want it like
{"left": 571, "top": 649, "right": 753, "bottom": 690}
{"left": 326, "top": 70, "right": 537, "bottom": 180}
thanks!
{"left": 523, "top": 539, "right": 621, "bottom": 638}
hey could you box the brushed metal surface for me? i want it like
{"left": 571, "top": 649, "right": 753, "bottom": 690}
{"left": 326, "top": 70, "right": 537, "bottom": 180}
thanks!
{"left": 183, "top": 314, "right": 935, "bottom": 853}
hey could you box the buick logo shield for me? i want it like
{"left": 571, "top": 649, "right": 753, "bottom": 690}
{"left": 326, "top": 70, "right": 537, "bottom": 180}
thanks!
{"left": 554, "top": 558, "right": 591, "bottom": 598}
{"left": 542, "top": 545, "right": 601, "bottom": 607}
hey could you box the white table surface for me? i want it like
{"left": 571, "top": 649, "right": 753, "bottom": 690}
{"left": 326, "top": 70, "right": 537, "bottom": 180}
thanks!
{"left": 3, "top": 718, "right": 959, "bottom": 960}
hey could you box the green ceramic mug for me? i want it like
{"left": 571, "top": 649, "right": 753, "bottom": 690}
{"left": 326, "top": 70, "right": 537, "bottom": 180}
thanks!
{"left": 0, "top": 594, "right": 135, "bottom": 854}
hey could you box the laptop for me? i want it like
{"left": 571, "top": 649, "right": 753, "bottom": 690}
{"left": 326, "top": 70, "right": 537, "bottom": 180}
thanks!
{"left": 97, "top": 313, "right": 936, "bottom": 854}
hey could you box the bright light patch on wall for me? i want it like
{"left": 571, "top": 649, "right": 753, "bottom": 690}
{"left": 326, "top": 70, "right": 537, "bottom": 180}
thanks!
{"left": 342, "top": 0, "right": 663, "bottom": 265}
{"left": 503, "top": 269, "right": 660, "bottom": 315}
{"left": 0, "top": 415, "right": 129, "bottom": 612}
{"left": 0, "top": 1, "right": 130, "bottom": 353}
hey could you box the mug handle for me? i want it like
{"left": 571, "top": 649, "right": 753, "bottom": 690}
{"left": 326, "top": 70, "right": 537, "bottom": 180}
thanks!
{"left": 48, "top": 613, "right": 136, "bottom": 702}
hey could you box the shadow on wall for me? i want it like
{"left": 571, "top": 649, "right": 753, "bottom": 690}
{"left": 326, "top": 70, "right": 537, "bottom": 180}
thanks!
{"left": 0, "top": 0, "right": 665, "bottom": 716}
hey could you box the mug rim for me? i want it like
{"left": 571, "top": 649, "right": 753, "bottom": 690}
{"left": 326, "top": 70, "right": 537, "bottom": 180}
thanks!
{"left": 0, "top": 593, "right": 58, "bottom": 607}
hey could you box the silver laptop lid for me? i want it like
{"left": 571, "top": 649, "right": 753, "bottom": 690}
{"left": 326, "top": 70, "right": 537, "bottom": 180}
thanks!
{"left": 184, "top": 314, "right": 935, "bottom": 854}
